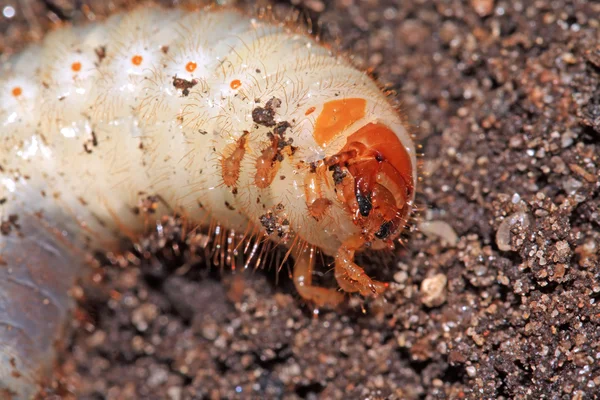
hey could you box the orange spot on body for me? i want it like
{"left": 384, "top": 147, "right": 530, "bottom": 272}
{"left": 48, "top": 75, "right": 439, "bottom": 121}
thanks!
{"left": 186, "top": 61, "right": 197, "bottom": 73}
{"left": 230, "top": 79, "right": 242, "bottom": 89}
{"left": 313, "top": 98, "right": 367, "bottom": 147}
{"left": 11, "top": 87, "right": 22, "bottom": 97}
{"left": 131, "top": 55, "right": 143, "bottom": 66}
{"left": 305, "top": 106, "right": 316, "bottom": 116}
{"left": 71, "top": 62, "right": 82, "bottom": 72}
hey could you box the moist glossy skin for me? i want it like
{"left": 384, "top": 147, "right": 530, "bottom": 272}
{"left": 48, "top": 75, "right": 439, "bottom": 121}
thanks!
{"left": 0, "top": 6, "right": 416, "bottom": 398}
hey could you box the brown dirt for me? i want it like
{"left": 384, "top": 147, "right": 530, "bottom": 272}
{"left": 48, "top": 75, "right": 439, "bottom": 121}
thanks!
{"left": 3, "top": 0, "right": 600, "bottom": 399}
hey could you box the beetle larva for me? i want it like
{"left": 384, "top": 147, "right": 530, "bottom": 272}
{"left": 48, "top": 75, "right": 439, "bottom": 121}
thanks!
{"left": 0, "top": 5, "right": 416, "bottom": 397}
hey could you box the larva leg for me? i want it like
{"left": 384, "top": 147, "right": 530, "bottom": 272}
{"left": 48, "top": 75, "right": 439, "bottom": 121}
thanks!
{"left": 334, "top": 237, "right": 387, "bottom": 297}
{"left": 293, "top": 247, "right": 345, "bottom": 308}
{"left": 254, "top": 136, "right": 280, "bottom": 189}
{"left": 221, "top": 133, "right": 248, "bottom": 187}
{"left": 303, "top": 169, "right": 332, "bottom": 221}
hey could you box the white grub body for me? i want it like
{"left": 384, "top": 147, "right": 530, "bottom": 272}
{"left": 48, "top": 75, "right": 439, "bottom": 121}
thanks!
{"left": 0, "top": 6, "right": 416, "bottom": 397}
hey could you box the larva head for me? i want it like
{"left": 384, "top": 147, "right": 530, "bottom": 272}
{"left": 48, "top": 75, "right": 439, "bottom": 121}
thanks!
{"left": 325, "top": 122, "right": 415, "bottom": 249}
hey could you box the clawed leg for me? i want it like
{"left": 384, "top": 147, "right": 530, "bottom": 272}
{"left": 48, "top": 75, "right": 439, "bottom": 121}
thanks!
{"left": 293, "top": 247, "right": 345, "bottom": 308}
{"left": 304, "top": 170, "right": 333, "bottom": 221}
{"left": 334, "top": 239, "right": 387, "bottom": 297}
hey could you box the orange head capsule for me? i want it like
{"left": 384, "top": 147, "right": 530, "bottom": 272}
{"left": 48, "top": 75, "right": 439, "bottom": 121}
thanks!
{"left": 325, "top": 122, "right": 414, "bottom": 246}
{"left": 297, "top": 95, "right": 416, "bottom": 305}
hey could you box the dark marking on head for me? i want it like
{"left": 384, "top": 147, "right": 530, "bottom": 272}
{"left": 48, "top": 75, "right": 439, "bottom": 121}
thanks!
{"left": 356, "top": 191, "right": 372, "bottom": 217}
{"left": 375, "top": 220, "right": 394, "bottom": 239}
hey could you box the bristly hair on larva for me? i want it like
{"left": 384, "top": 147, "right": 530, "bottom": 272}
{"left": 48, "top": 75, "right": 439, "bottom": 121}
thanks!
{"left": 0, "top": 2, "right": 418, "bottom": 398}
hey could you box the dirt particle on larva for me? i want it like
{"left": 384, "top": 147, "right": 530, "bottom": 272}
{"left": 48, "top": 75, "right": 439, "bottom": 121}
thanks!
{"left": 330, "top": 164, "right": 347, "bottom": 185}
{"left": 136, "top": 195, "right": 159, "bottom": 215}
{"left": 258, "top": 212, "right": 275, "bottom": 235}
{"left": 83, "top": 131, "right": 98, "bottom": 154}
{"left": 0, "top": 215, "right": 19, "bottom": 235}
{"left": 273, "top": 121, "right": 291, "bottom": 138}
{"left": 172, "top": 76, "right": 198, "bottom": 96}
{"left": 94, "top": 46, "right": 106, "bottom": 63}
{"left": 258, "top": 203, "right": 292, "bottom": 239}
{"left": 252, "top": 97, "right": 282, "bottom": 127}
{"left": 255, "top": 122, "right": 295, "bottom": 189}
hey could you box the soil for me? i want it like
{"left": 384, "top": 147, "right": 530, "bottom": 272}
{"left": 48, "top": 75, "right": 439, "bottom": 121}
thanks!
{"left": 2, "top": 0, "right": 600, "bottom": 399}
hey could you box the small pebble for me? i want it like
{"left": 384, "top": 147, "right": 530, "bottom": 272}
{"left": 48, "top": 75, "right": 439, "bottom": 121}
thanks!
{"left": 419, "top": 220, "right": 459, "bottom": 247}
{"left": 496, "top": 211, "right": 531, "bottom": 251}
{"left": 470, "top": 0, "right": 494, "bottom": 17}
{"left": 420, "top": 274, "right": 448, "bottom": 307}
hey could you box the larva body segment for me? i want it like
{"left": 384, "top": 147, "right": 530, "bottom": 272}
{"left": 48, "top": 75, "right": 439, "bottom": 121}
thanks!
{"left": 0, "top": 214, "right": 82, "bottom": 399}
{"left": 0, "top": 5, "right": 416, "bottom": 397}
